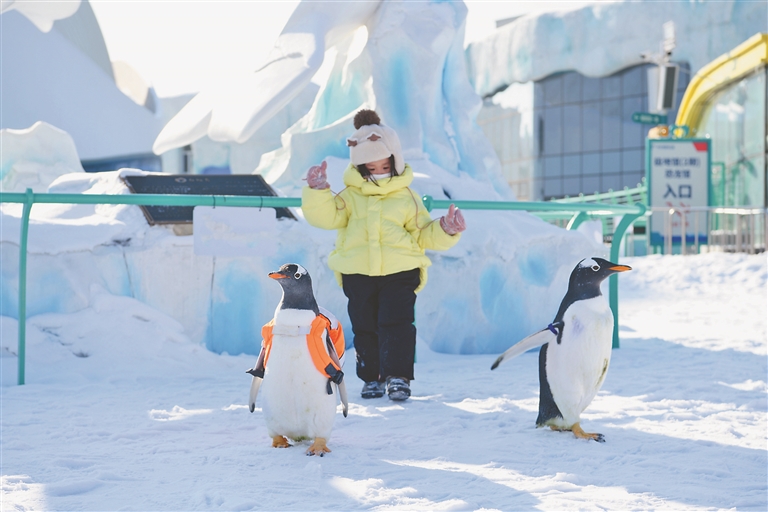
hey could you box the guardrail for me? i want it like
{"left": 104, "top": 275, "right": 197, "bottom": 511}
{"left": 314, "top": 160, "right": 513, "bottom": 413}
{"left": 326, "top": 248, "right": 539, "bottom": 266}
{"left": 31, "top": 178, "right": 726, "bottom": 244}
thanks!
{"left": 549, "top": 183, "right": 648, "bottom": 241}
{"left": 553, "top": 182, "right": 647, "bottom": 206}
{"left": 649, "top": 206, "right": 767, "bottom": 255}
{"left": 1, "top": 189, "right": 645, "bottom": 384}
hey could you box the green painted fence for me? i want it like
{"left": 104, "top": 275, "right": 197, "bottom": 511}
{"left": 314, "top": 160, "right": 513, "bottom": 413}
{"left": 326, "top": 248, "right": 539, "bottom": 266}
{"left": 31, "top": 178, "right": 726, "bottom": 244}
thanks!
{"left": 1, "top": 189, "right": 645, "bottom": 384}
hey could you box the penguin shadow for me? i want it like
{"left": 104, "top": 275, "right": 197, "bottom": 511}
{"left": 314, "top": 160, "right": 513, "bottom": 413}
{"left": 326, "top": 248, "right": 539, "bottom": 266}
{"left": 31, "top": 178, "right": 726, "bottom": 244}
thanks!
{"left": 499, "top": 337, "right": 767, "bottom": 508}
{"left": 235, "top": 395, "right": 545, "bottom": 509}
{"left": 316, "top": 407, "right": 546, "bottom": 509}
{"left": 497, "top": 424, "right": 764, "bottom": 509}
{"left": 380, "top": 339, "right": 767, "bottom": 509}
{"left": 605, "top": 336, "right": 767, "bottom": 404}
{"left": 238, "top": 336, "right": 765, "bottom": 509}
{"left": 377, "top": 399, "right": 767, "bottom": 509}
{"left": 377, "top": 458, "right": 544, "bottom": 510}
{"left": 241, "top": 353, "right": 765, "bottom": 510}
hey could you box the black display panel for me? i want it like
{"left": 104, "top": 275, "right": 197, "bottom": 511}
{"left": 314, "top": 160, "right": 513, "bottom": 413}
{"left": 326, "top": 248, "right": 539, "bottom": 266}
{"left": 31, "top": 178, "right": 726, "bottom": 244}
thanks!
{"left": 122, "top": 174, "right": 296, "bottom": 224}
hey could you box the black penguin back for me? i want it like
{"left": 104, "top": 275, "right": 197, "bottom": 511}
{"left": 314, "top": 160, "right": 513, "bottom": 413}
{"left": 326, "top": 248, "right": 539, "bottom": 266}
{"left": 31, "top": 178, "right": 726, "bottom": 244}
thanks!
{"left": 536, "top": 343, "right": 563, "bottom": 426}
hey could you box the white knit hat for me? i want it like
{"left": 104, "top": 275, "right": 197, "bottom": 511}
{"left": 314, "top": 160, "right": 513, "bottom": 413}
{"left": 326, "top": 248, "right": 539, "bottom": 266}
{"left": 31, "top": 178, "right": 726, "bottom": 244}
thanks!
{"left": 347, "top": 123, "right": 405, "bottom": 175}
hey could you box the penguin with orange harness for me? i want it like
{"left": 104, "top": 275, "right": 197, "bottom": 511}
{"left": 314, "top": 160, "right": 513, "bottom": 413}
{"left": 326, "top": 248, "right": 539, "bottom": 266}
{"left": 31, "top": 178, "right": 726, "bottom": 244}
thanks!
{"left": 491, "top": 257, "right": 631, "bottom": 442}
{"left": 247, "top": 263, "right": 348, "bottom": 456}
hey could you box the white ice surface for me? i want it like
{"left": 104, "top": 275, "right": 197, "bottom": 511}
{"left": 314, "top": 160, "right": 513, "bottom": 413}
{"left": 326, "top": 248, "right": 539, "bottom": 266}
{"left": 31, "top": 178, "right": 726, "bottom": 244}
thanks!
{"left": 1, "top": 253, "right": 765, "bottom": 510}
{"left": 466, "top": 0, "right": 768, "bottom": 97}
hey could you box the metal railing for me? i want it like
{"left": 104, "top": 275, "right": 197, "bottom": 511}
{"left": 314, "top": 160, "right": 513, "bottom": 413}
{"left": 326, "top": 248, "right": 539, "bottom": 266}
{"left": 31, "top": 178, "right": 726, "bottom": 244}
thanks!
{"left": 554, "top": 181, "right": 647, "bottom": 206}
{"left": 1, "top": 189, "right": 645, "bottom": 384}
{"left": 550, "top": 182, "right": 648, "bottom": 239}
{"left": 649, "top": 206, "right": 767, "bottom": 255}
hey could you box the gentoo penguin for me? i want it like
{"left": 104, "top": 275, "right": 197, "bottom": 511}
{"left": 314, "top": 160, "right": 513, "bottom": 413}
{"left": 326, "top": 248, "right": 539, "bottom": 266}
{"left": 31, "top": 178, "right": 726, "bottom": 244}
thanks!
{"left": 246, "top": 263, "right": 348, "bottom": 456}
{"left": 491, "top": 257, "right": 631, "bottom": 442}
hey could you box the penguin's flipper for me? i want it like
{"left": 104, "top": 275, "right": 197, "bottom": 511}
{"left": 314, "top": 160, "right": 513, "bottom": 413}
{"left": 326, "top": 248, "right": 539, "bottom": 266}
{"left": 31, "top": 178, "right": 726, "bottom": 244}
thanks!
{"left": 247, "top": 346, "right": 267, "bottom": 412}
{"left": 337, "top": 380, "right": 349, "bottom": 418}
{"left": 324, "top": 329, "right": 347, "bottom": 417}
{"left": 248, "top": 374, "right": 263, "bottom": 413}
{"left": 491, "top": 328, "right": 556, "bottom": 370}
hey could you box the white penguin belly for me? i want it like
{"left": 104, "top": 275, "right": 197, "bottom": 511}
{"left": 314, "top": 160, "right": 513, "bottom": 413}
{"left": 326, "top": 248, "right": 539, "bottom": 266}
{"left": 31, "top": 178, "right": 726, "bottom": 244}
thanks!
{"left": 261, "top": 309, "right": 337, "bottom": 441}
{"left": 546, "top": 297, "right": 613, "bottom": 427}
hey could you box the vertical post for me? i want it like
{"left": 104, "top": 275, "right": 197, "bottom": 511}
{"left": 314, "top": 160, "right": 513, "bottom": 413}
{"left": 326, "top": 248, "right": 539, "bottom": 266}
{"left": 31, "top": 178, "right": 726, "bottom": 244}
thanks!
{"left": 680, "top": 209, "right": 687, "bottom": 255}
{"left": 694, "top": 211, "right": 700, "bottom": 254}
{"left": 609, "top": 204, "right": 646, "bottom": 349}
{"left": 18, "top": 188, "right": 34, "bottom": 385}
{"left": 764, "top": 209, "right": 768, "bottom": 252}
{"left": 665, "top": 209, "right": 673, "bottom": 255}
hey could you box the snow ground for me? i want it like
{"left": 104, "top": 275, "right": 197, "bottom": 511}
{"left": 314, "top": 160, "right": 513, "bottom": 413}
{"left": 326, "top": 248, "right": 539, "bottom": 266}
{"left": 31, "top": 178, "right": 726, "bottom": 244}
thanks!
{"left": 1, "top": 252, "right": 766, "bottom": 511}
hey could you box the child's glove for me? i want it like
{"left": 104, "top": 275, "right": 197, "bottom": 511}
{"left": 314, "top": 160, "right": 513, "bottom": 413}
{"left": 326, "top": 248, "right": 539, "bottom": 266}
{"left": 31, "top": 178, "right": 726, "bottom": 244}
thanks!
{"left": 440, "top": 204, "right": 466, "bottom": 235}
{"left": 306, "top": 161, "right": 330, "bottom": 190}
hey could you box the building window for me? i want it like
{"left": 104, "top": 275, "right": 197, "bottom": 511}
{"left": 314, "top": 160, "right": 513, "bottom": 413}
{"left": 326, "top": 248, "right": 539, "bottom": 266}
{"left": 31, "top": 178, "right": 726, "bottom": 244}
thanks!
{"left": 533, "top": 63, "right": 689, "bottom": 200}
{"left": 698, "top": 68, "right": 767, "bottom": 207}
{"left": 478, "top": 63, "right": 690, "bottom": 201}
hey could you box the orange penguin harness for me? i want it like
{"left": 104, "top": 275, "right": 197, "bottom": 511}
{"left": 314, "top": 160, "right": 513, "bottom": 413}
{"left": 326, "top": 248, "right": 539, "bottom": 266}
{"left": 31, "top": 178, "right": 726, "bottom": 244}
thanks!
{"left": 259, "top": 314, "right": 345, "bottom": 394}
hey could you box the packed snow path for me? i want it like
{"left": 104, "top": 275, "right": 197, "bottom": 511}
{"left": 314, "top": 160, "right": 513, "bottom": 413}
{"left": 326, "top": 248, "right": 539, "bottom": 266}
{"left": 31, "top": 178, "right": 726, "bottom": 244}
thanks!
{"left": 2, "top": 253, "right": 766, "bottom": 510}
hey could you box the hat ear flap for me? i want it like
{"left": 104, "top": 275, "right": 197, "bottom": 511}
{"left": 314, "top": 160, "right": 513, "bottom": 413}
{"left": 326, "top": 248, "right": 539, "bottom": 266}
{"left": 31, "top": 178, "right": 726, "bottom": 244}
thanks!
{"left": 380, "top": 125, "right": 405, "bottom": 175}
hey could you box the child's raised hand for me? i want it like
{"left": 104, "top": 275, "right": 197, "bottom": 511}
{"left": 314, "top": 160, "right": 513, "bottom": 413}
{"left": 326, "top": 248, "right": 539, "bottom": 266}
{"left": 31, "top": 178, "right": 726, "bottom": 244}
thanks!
{"left": 306, "top": 161, "right": 329, "bottom": 190}
{"left": 440, "top": 204, "right": 466, "bottom": 235}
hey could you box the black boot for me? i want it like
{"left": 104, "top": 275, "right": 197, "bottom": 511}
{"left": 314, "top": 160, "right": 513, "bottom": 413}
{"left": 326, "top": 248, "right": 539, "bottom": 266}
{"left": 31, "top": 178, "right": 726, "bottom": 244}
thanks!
{"left": 361, "top": 381, "right": 385, "bottom": 399}
{"left": 386, "top": 377, "right": 410, "bottom": 401}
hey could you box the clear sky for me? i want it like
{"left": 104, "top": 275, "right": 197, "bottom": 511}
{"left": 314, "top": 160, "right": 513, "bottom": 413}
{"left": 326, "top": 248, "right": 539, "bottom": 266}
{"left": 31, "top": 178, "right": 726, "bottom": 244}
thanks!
{"left": 90, "top": 0, "right": 603, "bottom": 98}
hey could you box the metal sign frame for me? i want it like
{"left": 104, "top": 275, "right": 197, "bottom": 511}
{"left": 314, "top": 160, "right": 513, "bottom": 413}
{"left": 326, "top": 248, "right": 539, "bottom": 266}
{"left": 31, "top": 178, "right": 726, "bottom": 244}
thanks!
{"left": 646, "top": 138, "right": 712, "bottom": 250}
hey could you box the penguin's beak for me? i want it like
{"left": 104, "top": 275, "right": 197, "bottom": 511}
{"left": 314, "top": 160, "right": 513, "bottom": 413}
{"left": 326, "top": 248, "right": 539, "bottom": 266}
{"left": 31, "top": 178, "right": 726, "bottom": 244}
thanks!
{"left": 268, "top": 271, "right": 288, "bottom": 280}
{"left": 609, "top": 265, "right": 632, "bottom": 272}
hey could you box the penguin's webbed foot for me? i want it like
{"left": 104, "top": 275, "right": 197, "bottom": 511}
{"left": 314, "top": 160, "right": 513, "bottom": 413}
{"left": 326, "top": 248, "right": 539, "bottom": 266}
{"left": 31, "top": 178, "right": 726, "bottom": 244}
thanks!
{"left": 572, "top": 423, "right": 605, "bottom": 443}
{"left": 306, "top": 437, "right": 331, "bottom": 456}
{"left": 272, "top": 435, "right": 291, "bottom": 448}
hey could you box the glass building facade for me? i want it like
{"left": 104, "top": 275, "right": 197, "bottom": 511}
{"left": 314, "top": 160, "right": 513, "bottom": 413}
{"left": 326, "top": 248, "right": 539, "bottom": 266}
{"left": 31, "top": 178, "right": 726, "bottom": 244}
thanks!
{"left": 697, "top": 68, "right": 766, "bottom": 207}
{"left": 478, "top": 63, "right": 690, "bottom": 200}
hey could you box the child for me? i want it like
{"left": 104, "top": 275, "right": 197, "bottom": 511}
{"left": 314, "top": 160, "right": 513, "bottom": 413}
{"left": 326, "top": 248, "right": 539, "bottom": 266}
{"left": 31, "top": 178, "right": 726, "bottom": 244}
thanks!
{"left": 301, "top": 109, "right": 466, "bottom": 401}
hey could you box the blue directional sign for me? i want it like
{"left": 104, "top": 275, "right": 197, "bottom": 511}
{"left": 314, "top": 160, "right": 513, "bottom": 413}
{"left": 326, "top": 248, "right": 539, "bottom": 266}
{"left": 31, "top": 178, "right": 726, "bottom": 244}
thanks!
{"left": 632, "top": 112, "right": 668, "bottom": 125}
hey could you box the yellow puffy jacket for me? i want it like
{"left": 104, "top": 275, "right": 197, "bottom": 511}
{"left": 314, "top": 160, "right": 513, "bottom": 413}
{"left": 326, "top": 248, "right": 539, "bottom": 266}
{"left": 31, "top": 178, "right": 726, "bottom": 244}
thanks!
{"left": 302, "top": 164, "right": 460, "bottom": 292}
